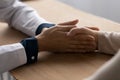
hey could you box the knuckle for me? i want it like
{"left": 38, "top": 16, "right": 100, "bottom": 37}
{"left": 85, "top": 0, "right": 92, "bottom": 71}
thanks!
{"left": 87, "top": 35, "right": 95, "bottom": 41}
{"left": 70, "top": 28, "right": 77, "bottom": 33}
{"left": 55, "top": 26, "right": 60, "bottom": 28}
{"left": 80, "top": 27, "right": 86, "bottom": 31}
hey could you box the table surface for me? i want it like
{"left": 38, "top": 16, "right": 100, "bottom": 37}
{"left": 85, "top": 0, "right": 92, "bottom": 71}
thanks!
{"left": 1, "top": 0, "right": 120, "bottom": 80}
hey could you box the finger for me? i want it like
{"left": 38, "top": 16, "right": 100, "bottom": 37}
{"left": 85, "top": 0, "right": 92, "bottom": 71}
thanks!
{"left": 69, "top": 41, "right": 96, "bottom": 47}
{"left": 67, "top": 44, "right": 96, "bottom": 52}
{"left": 67, "top": 27, "right": 96, "bottom": 37}
{"left": 66, "top": 47, "right": 95, "bottom": 53}
{"left": 69, "top": 42, "right": 96, "bottom": 49}
{"left": 68, "top": 35, "right": 96, "bottom": 51}
{"left": 58, "top": 19, "right": 79, "bottom": 25}
{"left": 86, "top": 26, "right": 100, "bottom": 31}
{"left": 68, "top": 35, "right": 95, "bottom": 46}
{"left": 72, "top": 34, "right": 95, "bottom": 41}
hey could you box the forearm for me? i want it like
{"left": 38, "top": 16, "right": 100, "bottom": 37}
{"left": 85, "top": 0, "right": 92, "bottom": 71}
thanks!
{"left": 0, "top": 37, "right": 39, "bottom": 74}
{"left": 98, "top": 32, "right": 120, "bottom": 54}
{"left": 0, "top": 0, "right": 54, "bottom": 36}
{"left": 8, "top": 1, "right": 52, "bottom": 36}
{"left": 0, "top": 43, "right": 26, "bottom": 74}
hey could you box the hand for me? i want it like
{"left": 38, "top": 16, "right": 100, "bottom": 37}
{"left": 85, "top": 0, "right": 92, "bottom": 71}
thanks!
{"left": 36, "top": 20, "right": 78, "bottom": 52}
{"left": 67, "top": 27, "right": 99, "bottom": 51}
{"left": 36, "top": 25, "right": 75, "bottom": 52}
{"left": 36, "top": 20, "right": 96, "bottom": 52}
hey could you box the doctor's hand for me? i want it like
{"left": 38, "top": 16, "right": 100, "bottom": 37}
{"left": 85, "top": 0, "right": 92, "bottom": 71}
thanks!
{"left": 35, "top": 20, "right": 78, "bottom": 52}
{"left": 67, "top": 27, "right": 99, "bottom": 51}
{"left": 36, "top": 25, "right": 75, "bottom": 52}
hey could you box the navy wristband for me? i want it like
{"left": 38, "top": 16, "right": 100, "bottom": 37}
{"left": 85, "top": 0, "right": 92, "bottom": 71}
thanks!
{"left": 36, "top": 23, "right": 55, "bottom": 35}
{"left": 20, "top": 37, "right": 38, "bottom": 64}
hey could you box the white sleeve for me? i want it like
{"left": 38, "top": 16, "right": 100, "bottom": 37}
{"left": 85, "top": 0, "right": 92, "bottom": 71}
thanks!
{"left": 98, "top": 32, "right": 120, "bottom": 54}
{"left": 0, "top": 43, "right": 27, "bottom": 74}
{"left": 0, "top": 0, "right": 49, "bottom": 36}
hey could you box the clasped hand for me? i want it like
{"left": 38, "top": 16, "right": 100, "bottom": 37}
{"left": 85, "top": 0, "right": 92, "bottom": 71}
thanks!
{"left": 36, "top": 19, "right": 99, "bottom": 52}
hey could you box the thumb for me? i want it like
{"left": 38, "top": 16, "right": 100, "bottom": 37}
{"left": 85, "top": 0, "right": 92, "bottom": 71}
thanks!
{"left": 56, "top": 25, "right": 77, "bottom": 32}
{"left": 58, "top": 19, "right": 79, "bottom": 25}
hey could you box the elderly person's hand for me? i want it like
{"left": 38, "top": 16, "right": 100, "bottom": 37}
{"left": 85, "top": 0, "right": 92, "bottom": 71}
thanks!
{"left": 67, "top": 26, "right": 99, "bottom": 52}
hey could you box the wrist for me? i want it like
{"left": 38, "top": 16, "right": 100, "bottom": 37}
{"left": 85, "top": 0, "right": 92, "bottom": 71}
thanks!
{"left": 35, "top": 35, "right": 46, "bottom": 52}
{"left": 20, "top": 37, "right": 38, "bottom": 64}
{"left": 36, "top": 23, "right": 55, "bottom": 35}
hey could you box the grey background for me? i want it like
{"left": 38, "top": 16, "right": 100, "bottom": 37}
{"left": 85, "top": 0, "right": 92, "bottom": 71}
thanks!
{"left": 59, "top": 0, "right": 120, "bottom": 23}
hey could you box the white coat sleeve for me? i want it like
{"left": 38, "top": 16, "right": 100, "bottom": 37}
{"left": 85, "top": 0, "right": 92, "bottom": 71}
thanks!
{"left": 0, "top": 43, "right": 27, "bottom": 74}
{"left": 0, "top": 0, "right": 53, "bottom": 74}
{"left": 0, "top": 0, "right": 50, "bottom": 36}
{"left": 98, "top": 32, "right": 120, "bottom": 54}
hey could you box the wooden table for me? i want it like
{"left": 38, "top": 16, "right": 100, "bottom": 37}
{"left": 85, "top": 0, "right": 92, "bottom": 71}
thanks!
{"left": 1, "top": 0, "right": 120, "bottom": 80}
